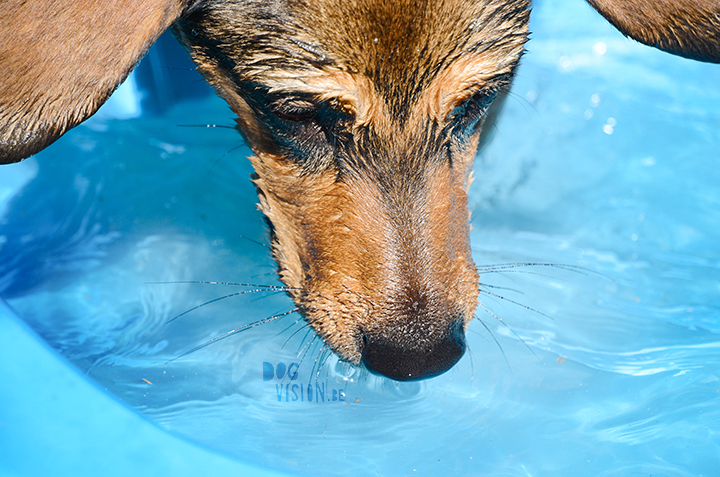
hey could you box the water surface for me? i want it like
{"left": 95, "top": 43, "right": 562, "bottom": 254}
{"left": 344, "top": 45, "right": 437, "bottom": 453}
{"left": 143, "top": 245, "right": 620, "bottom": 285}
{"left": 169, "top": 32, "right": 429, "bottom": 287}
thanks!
{"left": 1, "top": 0, "right": 719, "bottom": 475}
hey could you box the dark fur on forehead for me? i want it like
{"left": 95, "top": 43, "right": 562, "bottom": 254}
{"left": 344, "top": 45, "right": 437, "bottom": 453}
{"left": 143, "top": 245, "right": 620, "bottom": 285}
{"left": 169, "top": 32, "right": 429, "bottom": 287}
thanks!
{"left": 322, "top": 0, "right": 531, "bottom": 108}
{"left": 175, "top": 0, "right": 530, "bottom": 110}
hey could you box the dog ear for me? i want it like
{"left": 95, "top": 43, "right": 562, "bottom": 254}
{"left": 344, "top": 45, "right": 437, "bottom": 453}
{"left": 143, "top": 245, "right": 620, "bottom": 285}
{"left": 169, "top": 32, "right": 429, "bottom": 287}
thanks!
{"left": 587, "top": 0, "right": 720, "bottom": 63}
{"left": 0, "top": 0, "right": 191, "bottom": 164}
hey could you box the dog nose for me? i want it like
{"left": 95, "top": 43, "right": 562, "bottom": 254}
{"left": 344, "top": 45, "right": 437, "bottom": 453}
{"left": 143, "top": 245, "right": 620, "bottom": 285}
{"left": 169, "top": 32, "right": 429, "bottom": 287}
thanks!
{"left": 360, "top": 319, "right": 466, "bottom": 381}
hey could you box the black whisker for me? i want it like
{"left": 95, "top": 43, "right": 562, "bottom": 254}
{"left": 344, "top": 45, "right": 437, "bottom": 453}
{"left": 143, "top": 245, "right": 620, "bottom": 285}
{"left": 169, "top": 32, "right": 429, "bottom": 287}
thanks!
{"left": 466, "top": 345, "right": 475, "bottom": 382}
{"left": 474, "top": 312, "right": 509, "bottom": 368}
{"left": 476, "top": 262, "right": 599, "bottom": 277}
{"left": 478, "top": 282, "right": 524, "bottom": 295}
{"left": 146, "top": 280, "right": 293, "bottom": 289}
{"left": 479, "top": 287, "right": 554, "bottom": 321}
{"left": 237, "top": 234, "right": 273, "bottom": 251}
{"left": 478, "top": 306, "right": 542, "bottom": 363}
{"left": 163, "top": 289, "right": 289, "bottom": 324}
{"left": 318, "top": 347, "right": 335, "bottom": 383}
{"left": 309, "top": 344, "right": 331, "bottom": 386}
{"left": 504, "top": 88, "right": 539, "bottom": 120}
{"left": 168, "top": 308, "right": 298, "bottom": 362}
{"left": 249, "top": 289, "right": 290, "bottom": 305}
{"left": 281, "top": 322, "right": 311, "bottom": 349}
{"left": 294, "top": 331, "right": 320, "bottom": 370}
{"left": 248, "top": 270, "right": 285, "bottom": 280}
{"left": 469, "top": 327, "right": 492, "bottom": 344}
{"left": 479, "top": 269, "right": 568, "bottom": 281}
{"left": 217, "top": 143, "right": 247, "bottom": 160}
{"left": 203, "top": 143, "right": 248, "bottom": 175}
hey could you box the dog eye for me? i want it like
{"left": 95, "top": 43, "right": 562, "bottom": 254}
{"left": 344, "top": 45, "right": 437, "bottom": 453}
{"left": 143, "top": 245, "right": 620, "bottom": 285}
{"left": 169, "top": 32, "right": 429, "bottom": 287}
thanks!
{"left": 447, "top": 89, "right": 496, "bottom": 127}
{"left": 271, "top": 98, "right": 317, "bottom": 122}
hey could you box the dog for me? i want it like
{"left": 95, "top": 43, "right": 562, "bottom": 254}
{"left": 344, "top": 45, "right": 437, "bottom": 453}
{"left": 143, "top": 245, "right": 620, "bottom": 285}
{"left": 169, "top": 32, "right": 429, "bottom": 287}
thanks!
{"left": 1, "top": 0, "right": 718, "bottom": 381}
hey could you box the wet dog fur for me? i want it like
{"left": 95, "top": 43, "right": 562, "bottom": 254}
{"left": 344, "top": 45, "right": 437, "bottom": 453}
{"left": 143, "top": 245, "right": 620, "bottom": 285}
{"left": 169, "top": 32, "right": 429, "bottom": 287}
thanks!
{"left": 1, "top": 0, "right": 718, "bottom": 380}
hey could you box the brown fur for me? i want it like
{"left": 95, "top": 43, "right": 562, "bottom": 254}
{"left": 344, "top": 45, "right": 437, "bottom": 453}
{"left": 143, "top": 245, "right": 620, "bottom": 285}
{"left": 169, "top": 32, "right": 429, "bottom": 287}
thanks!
{"left": 1, "top": 0, "right": 718, "bottom": 379}
{"left": 171, "top": 0, "right": 528, "bottom": 376}
{"left": 247, "top": 98, "right": 482, "bottom": 366}
{"left": 587, "top": 0, "right": 720, "bottom": 63}
{"left": 167, "top": 0, "right": 531, "bottom": 378}
{"left": 0, "top": 0, "right": 188, "bottom": 163}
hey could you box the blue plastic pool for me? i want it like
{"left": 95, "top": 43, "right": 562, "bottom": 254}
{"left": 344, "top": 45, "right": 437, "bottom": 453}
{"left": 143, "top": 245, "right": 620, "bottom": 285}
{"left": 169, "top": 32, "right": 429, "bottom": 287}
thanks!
{"left": 2, "top": 0, "right": 719, "bottom": 475}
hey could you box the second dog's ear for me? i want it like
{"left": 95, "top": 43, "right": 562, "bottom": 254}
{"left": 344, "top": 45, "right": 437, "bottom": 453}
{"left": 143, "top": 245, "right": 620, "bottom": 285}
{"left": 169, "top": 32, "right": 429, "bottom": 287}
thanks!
{"left": 587, "top": 0, "right": 720, "bottom": 63}
{"left": 0, "top": 0, "right": 191, "bottom": 164}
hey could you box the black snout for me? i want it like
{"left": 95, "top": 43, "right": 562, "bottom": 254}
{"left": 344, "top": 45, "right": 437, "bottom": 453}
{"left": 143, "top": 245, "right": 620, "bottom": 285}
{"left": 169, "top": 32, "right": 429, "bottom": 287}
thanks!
{"left": 361, "top": 319, "right": 466, "bottom": 381}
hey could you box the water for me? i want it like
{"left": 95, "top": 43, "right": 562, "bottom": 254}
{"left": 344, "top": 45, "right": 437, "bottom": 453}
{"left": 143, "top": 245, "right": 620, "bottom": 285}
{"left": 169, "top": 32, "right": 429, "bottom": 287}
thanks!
{"left": 1, "top": 0, "right": 719, "bottom": 475}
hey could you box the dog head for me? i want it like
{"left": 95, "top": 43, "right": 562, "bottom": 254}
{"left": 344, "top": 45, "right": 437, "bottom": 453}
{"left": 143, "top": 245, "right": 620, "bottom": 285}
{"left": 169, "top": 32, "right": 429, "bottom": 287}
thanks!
{"left": 170, "top": 0, "right": 529, "bottom": 380}
{"left": 1, "top": 0, "right": 718, "bottom": 380}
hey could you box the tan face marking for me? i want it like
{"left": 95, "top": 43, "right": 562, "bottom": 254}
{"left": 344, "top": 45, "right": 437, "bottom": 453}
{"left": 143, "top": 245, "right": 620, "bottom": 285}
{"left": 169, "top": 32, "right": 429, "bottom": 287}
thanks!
{"left": 242, "top": 65, "right": 485, "bottom": 376}
{"left": 174, "top": 0, "right": 530, "bottom": 379}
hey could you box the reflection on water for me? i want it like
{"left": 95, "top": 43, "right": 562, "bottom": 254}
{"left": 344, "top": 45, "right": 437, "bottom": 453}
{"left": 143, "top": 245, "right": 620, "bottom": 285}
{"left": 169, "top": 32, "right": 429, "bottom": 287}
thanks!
{"left": 1, "top": 0, "right": 719, "bottom": 475}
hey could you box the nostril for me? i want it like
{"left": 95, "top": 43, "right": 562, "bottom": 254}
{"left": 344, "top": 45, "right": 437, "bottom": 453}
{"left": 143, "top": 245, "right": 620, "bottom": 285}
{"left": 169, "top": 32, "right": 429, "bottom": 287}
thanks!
{"left": 361, "top": 319, "right": 466, "bottom": 381}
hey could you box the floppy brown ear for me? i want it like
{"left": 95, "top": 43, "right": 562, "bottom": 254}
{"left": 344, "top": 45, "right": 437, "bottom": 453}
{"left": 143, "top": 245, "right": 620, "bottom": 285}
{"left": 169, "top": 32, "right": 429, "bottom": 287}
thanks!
{"left": 0, "top": 0, "right": 191, "bottom": 164}
{"left": 587, "top": 0, "right": 720, "bottom": 63}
